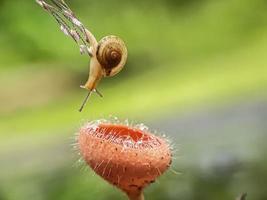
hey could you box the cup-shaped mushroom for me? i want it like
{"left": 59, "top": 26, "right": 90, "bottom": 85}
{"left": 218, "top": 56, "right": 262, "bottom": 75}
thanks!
{"left": 78, "top": 120, "right": 172, "bottom": 198}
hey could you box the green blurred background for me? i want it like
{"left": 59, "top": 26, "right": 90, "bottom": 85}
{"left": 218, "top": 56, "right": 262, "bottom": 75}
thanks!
{"left": 0, "top": 0, "right": 267, "bottom": 199}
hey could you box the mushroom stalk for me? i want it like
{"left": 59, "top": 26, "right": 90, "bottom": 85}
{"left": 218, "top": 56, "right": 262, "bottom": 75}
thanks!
{"left": 127, "top": 192, "right": 144, "bottom": 200}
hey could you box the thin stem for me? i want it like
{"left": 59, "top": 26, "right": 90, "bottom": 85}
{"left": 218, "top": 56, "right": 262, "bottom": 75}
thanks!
{"left": 36, "top": 0, "right": 97, "bottom": 56}
{"left": 127, "top": 192, "right": 144, "bottom": 200}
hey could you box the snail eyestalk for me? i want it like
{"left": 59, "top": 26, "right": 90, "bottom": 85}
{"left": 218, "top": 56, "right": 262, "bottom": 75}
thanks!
{"left": 94, "top": 89, "right": 103, "bottom": 98}
{"left": 79, "top": 91, "right": 92, "bottom": 112}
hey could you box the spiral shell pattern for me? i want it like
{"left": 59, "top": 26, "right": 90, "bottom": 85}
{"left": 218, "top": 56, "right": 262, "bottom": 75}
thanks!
{"left": 96, "top": 35, "right": 127, "bottom": 77}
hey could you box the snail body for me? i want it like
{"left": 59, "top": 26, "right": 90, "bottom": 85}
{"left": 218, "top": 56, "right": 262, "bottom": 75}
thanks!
{"left": 82, "top": 35, "right": 128, "bottom": 91}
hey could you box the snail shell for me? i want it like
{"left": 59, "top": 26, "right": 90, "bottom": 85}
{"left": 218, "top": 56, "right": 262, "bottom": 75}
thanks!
{"left": 96, "top": 35, "right": 127, "bottom": 77}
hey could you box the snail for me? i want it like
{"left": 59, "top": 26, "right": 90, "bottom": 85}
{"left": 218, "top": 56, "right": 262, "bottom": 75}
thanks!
{"left": 36, "top": 0, "right": 127, "bottom": 112}
{"left": 79, "top": 35, "right": 127, "bottom": 111}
